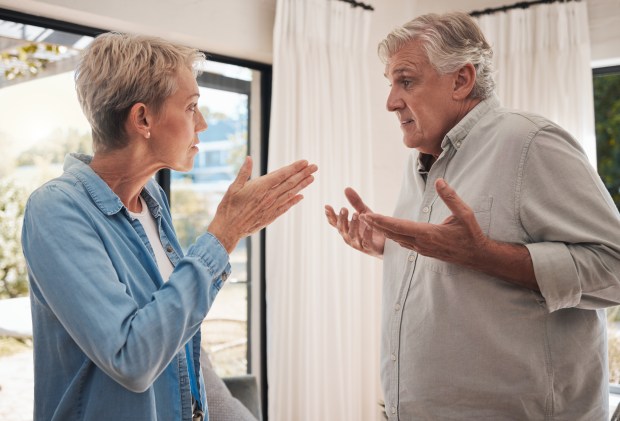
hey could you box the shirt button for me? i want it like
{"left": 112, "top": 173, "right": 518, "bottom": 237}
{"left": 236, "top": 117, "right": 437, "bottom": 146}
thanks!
{"left": 394, "top": 303, "right": 401, "bottom": 312}
{"left": 408, "top": 254, "right": 415, "bottom": 262}
{"left": 391, "top": 406, "right": 397, "bottom": 414}
{"left": 391, "top": 354, "right": 396, "bottom": 361}
{"left": 166, "top": 245, "right": 173, "bottom": 253}
{"left": 422, "top": 206, "right": 430, "bottom": 213}
{"left": 221, "top": 272, "right": 229, "bottom": 282}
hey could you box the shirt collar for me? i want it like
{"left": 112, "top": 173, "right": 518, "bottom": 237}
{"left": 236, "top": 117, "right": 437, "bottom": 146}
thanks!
{"left": 63, "top": 153, "right": 161, "bottom": 218}
{"left": 441, "top": 94, "right": 500, "bottom": 151}
{"left": 417, "top": 95, "right": 500, "bottom": 174}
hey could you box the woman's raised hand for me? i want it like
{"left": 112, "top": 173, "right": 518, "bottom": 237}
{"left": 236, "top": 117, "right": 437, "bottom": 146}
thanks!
{"left": 208, "top": 156, "right": 318, "bottom": 253}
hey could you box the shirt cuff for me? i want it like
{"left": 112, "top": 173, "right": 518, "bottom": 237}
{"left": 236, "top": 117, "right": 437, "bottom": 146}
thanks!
{"left": 187, "top": 232, "right": 231, "bottom": 289}
{"left": 526, "top": 242, "right": 581, "bottom": 312}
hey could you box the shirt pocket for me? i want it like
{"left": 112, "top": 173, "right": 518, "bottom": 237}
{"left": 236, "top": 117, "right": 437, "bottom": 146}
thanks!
{"left": 424, "top": 196, "right": 493, "bottom": 276}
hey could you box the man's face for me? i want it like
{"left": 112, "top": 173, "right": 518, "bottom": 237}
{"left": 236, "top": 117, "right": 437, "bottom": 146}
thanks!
{"left": 384, "top": 40, "right": 461, "bottom": 156}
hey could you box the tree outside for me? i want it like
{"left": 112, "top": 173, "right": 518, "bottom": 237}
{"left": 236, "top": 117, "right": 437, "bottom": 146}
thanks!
{"left": 594, "top": 70, "right": 620, "bottom": 384}
{"left": 0, "top": 178, "right": 28, "bottom": 298}
{"left": 594, "top": 71, "right": 620, "bottom": 211}
{"left": 0, "top": 127, "right": 93, "bottom": 299}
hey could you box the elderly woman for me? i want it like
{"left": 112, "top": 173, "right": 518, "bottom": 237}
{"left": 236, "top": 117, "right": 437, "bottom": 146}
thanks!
{"left": 21, "top": 32, "right": 317, "bottom": 421}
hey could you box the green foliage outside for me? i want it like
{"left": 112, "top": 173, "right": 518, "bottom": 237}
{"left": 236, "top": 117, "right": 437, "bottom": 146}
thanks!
{"left": 0, "top": 128, "right": 92, "bottom": 299}
{"left": 596, "top": 71, "right": 620, "bottom": 384}
{"left": 0, "top": 178, "right": 28, "bottom": 298}
{"left": 594, "top": 72, "right": 620, "bottom": 211}
{"left": 171, "top": 187, "right": 214, "bottom": 250}
{"left": 16, "top": 128, "right": 92, "bottom": 166}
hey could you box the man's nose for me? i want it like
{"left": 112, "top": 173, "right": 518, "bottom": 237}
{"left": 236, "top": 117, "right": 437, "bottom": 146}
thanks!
{"left": 386, "top": 88, "right": 404, "bottom": 112}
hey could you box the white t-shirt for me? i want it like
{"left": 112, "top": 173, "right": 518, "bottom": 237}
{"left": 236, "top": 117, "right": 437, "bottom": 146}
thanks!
{"left": 128, "top": 196, "right": 174, "bottom": 282}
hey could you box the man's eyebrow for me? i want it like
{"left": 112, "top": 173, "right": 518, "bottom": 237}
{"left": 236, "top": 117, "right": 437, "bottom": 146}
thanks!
{"left": 187, "top": 93, "right": 200, "bottom": 100}
{"left": 384, "top": 67, "right": 414, "bottom": 79}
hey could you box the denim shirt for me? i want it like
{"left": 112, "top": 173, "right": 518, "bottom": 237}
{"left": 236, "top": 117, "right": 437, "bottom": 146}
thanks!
{"left": 22, "top": 154, "right": 231, "bottom": 421}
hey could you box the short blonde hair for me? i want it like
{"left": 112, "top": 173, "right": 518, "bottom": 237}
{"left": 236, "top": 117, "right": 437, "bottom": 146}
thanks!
{"left": 75, "top": 32, "right": 206, "bottom": 152}
{"left": 378, "top": 12, "right": 495, "bottom": 99}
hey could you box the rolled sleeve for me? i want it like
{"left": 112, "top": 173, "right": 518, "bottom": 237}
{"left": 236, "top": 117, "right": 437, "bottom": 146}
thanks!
{"left": 187, "top": 232, "right": 232, "bottom": 290}
{"left": 520, "top": 125, "right": 620, "bottom": 312}
{"left": 526, "top": 242, "right": 581, "bottom": 312}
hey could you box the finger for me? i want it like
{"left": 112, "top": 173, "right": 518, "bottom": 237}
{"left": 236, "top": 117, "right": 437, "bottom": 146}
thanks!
{"left": 230, "top": 156, "right": 253, "bottom": 191}
{"left": 263, "top": 174, "right": 314, "bottom": 214}
{"left": 270, "top": 194, "right": 304, "bottom": 223}
{"left": 337, "top": 208, "right": 350, "bottom": 237}
{"left": 254, "top": 194, "right": 305, "bottom": 232}
{"left": 271, "top": 164, "right": 318, "bottom": 200}
{"left": 349, "top": 213, "right": 361, "bottom": 247}
{"left": 325, "top": 205, "right": 338, "bottom": 227}
{"left": 361, "top": 223, "right": 374, "bottom": 250}
{"left": 435, "top": 178, "right": 472, "bottom": 218}
{"left": 263, "top": 160, "right": 314, "bottom": 188}
{"left": 383, "top": 231, "right": 415, "bottom": 246}
{"left": 362, "top": 213, "right": 424, "bottom": 237}
{"left": 344, "top": 187, "right": 371, "bottom": 214}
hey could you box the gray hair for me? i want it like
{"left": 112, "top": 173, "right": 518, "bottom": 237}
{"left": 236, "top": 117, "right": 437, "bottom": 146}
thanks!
{"left": 378, "top": 12, "right": 495, "bottom": 99}
{"left": 75, "top": 32, "right": 206, "bottom": 152}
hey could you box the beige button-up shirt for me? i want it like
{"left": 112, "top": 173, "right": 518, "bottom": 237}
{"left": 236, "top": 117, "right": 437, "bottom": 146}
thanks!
{"left": 382, "top": 96, "right": 620, "bottom": 420}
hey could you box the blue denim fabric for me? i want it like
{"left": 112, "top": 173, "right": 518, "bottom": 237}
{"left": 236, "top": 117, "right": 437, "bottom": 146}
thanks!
{"left": 22, "top": 153, "right": 231, "bottom": 421}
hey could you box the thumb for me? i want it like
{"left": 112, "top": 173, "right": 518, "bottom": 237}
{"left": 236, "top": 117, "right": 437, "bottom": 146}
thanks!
{"left": 345, "top": 187, "right": 372, "bottom": 214}
{"left": 230, "top": 156, "right": 253, "bottom": 191}
{"left": 435, "top": 178, "right": 470, "bottom": 217}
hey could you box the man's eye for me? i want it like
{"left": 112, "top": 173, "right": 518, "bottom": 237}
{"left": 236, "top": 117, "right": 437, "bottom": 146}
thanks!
{"left": 402, "top": 80, "right": 411, "bottom": 88}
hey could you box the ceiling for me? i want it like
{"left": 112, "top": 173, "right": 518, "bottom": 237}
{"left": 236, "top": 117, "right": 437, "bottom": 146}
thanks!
{"left": 0, "top": 19, "right": 92, "bottom": 88}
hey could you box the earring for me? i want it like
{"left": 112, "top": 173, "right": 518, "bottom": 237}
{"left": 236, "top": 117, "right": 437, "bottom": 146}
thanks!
{"left": 146, "top": 131, "right": 151, "bottom": 139}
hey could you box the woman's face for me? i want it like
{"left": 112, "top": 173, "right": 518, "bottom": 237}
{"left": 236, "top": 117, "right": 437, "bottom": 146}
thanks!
{"left": 147, "top": 66, "right": 207, "bottom": 172}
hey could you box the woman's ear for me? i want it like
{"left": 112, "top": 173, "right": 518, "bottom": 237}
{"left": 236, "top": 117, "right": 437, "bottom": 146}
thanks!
{"left": 128, "top": 103, "right": 151, "bottom": 139}
{"left": 452, "top": 63, "right": 477, "bottom": 100}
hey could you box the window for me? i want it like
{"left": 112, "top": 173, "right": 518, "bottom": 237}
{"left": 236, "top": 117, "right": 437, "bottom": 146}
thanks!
{"left": 170, "top": 62, "right": 255, "bottom": 377}
{"left": 594, "top": 67, "right": 620, "bottom": 212}
{"left": 0, "top": 9, "right": 270, "bottom": 419}
{"left": 594, "top": 67, "right": 620, "bottom": 399}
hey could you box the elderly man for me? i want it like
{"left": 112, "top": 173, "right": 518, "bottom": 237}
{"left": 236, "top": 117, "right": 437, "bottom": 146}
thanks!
{"left": 326, "top": 12, "right": 620, "bottom": 420}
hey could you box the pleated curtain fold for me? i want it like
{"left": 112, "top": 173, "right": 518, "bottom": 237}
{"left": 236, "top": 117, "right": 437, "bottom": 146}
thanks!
{"left": 475, "top": 1, "right": 596, "bottom": 165}
{"left": 267, "top": 0, "right": 382, "bottom": 420}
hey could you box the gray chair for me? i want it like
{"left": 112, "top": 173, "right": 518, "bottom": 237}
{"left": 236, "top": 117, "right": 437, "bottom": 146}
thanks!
{"left": 222, "top": 375, "right": 262, "bottom": 420}
{"left": 612, "top": 402, "right": 620, "bottom": 421}
{"left": 200, "top": 347, "right": 261, "bottom": 421}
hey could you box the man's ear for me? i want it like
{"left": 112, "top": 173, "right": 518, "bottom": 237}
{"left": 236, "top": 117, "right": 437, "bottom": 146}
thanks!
{"left": 127, "top": 102, "right": 151, "bottom": 139}
{"left": 452, "top": 63, "right": 476, "bottom": 100}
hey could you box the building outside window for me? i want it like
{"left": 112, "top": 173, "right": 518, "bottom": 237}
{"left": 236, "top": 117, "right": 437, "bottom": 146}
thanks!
{"left": 170, "top": 61, "right": 254, "bottom": 376}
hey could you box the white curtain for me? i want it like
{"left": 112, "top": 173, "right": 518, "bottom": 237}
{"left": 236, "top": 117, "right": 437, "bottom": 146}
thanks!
{"left": 267, "top": 0, "right": 382, "bottom": 420}
{"left": 475, "top": 1, "right": 597, "bottom": 166}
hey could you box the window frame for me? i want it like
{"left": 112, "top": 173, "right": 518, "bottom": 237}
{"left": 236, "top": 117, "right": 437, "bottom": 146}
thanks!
{"left": 592, "top": 66, "right": 620, "bottom": 409}
{"left": 593, "top": 65, "right": 620, "bottom": 77}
